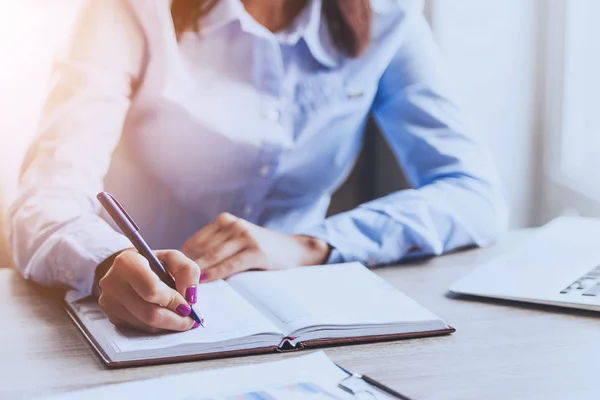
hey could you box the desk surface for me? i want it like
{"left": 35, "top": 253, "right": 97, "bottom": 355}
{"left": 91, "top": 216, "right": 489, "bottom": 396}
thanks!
{"left": 1, "top": 230, "right": 599, "bottom": 400}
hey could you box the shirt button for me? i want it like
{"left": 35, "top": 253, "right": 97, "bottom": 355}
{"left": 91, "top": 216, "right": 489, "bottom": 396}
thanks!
{"left": 243, "top": 205, "right": 253, "bottom": 217}
{"left": 259, "top": 165, "right": 271, "bottom": 177}
{"left": 263, "top": 108, "right": 280, "bottom": 122}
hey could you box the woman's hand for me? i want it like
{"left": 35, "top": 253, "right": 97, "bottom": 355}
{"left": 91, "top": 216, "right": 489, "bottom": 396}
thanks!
{"left": 180, "top": 213, "right": 331, "bottom": 282}
{"left": 98, "top": 249, "right": 201, "bottom": 333}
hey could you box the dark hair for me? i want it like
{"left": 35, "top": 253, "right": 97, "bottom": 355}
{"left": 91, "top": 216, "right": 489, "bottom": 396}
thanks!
{"left": 171, "top": 0, "right": 372, "bottom": 57}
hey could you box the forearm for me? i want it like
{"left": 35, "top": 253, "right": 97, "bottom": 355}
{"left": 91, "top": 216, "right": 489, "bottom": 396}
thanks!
{"left": 302, "top": 175, "right": 508, "bottom": 266}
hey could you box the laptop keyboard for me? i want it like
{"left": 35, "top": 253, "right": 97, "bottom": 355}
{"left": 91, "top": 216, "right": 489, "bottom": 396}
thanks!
{"left": 559, "top": 264, "right": 600, "bottom": 297}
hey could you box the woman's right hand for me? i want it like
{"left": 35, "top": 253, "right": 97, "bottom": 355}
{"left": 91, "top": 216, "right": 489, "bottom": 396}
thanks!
{"left": 98, "top": 249, "right": 201, "bottom": 333}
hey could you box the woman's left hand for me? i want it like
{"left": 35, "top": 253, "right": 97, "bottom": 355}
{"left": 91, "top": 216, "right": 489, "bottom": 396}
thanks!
{"left": 180, "top": 213, "right": 331, "bottom": 282}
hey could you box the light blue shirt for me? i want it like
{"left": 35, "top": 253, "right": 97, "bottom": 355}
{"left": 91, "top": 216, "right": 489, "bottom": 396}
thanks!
{"left": 8, "top": 0, "right": 508, "bottom": 299}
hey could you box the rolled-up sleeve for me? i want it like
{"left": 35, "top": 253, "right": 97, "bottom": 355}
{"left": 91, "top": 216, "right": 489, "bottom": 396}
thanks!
{"left": 303, "top": 7, "right": 508, "bottom": 266}
{"left": 7, "top": 0, "right": 145, "bottom": 299}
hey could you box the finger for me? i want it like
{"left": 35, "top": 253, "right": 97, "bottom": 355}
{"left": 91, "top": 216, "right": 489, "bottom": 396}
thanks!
{"left": 193, "top": 216, "right": 250, "bottom": 266}
{"left": 156, "top": 250, "right": 201, "bottom": 304}
{"left": 115, "top": 251, "right": 189, "bottom": 311}
{"left": 181, "top": 213, "right": 239, "bottom": 258}
{"left": 110, "top": 250, "right": 160, "bottom": 290}
{"left": 195, "top": 235, "right": 248, "bottom": 272}
{"left": 180, "top": 222, "right": 220, "bottom": 259}
{"left": 181, "top": 213, "right": 238, "bottom": 253}
{"left": 201, "top": 250, "right": 259, "bottom": 282}
{"left": 187, "top": 220, "right": 238, "bottom": 258}
{"left": 118, "top": 284, "right": 197, "bottom": 332}
{"left": 99, "top": 292, "right": 165, "bottom": 333}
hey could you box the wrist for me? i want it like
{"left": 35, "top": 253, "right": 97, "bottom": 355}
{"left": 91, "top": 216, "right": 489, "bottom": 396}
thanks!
{"left": 294, "top": 235, "right": 331, "bottom": 266}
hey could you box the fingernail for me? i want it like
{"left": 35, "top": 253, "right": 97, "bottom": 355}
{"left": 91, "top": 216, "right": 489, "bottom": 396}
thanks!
{"left": 200, "top": 273, "right": 207, "bottom": 282}
{"left": 186, "top": 286, "right": 197, "bottom": 304}
{"left": 175, "top": 304, "right": 191, "bottom": 317}
{"left": 192, "top": 321, "right": 200, "bottom": 329}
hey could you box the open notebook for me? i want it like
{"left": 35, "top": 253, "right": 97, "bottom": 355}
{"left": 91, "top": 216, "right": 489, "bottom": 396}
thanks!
{"left": 66, "top": 262, "right": 454, "bottom": 367}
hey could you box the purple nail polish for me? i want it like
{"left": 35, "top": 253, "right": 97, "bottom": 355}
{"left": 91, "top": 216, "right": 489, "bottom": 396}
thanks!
{"left": 175, "top": 304, "right": 191, "bottom": 317}
{"left": 200, "top": 273, "right": 207, "bottom": 282}
{"left": 192, "top": 321, "right": 200, "bottom": 329}
{"left": 186, "top": 286, "right": 197, "bottom": 304}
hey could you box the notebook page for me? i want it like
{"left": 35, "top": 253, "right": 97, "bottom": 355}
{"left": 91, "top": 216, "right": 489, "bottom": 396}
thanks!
{"left": 227, "top": 263, "right": 443, "bottom": 335}
{"left": 69, "top": 280, "right": 283, "bottom": 354}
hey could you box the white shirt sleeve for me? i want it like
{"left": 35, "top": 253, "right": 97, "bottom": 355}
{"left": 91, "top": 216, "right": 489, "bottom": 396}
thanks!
{"left": 7, "top": 0, "right": 145, "bottom": 300}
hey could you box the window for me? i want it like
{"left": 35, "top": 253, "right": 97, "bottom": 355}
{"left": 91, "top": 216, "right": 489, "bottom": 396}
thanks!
{"left": 547, "top": 0, "right": 600, "bottom": 203}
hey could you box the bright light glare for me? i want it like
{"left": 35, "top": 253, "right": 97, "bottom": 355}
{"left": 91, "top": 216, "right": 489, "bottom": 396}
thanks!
{"left": 0, "top": 1, "right": 82, "bottom": 200}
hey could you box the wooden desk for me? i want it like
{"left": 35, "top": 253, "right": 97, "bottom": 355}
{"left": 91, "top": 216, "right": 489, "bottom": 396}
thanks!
{"left": 1, "top": 230, "right": 598, "bottom": 400}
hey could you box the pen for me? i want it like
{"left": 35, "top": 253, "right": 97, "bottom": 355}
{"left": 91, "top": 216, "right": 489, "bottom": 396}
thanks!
{"left": 336, "top": 363, "right": 412, "bottom": 400}
{"left": 97, "top": 191, "right": 204, "bottom": 327}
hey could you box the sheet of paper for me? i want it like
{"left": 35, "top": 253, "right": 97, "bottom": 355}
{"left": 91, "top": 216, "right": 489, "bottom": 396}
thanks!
{"left": 41, "top": 352, "right": 375, "bottom": 400}
{"left": 71, "top": 280, "right": 282, "bottom": 353}
{"left": 228, "top": 262, "right": 441, "bottom": 333}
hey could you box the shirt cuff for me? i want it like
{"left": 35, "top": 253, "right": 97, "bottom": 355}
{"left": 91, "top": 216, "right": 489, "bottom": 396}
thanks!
{"left": 29, "top": 216, "right": 134, "bottom": 302}
{"left": 299, "top": 219, "right": 362, "bottom": 265}
{"left": 64, "top": 231, "right": 132, "bottom": 302}
{"left": 324, "top": 247, "right": 344, "bottom": 264}
{"left": 298, "top": 208, "right": 413, "bottom": 268}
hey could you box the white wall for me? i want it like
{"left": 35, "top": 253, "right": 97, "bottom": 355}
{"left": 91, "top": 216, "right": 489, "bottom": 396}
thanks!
{"left": 429, "top": 0, "right": 544, "bottom": 228}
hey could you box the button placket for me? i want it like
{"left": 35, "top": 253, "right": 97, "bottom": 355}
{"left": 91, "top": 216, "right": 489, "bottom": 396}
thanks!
{"left": 243, "top": 37, "right": 285, "bottom": 221}
{"left": 254, "top": 35, "right": 285, "bottom": 129}
{"left": 237, "top": 140, "right": 281, "bottom": 221}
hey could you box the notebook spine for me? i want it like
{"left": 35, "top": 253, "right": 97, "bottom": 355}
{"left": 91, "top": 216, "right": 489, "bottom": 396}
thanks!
{"left": 276, "top": 337, "right": 305, "bottom": 352}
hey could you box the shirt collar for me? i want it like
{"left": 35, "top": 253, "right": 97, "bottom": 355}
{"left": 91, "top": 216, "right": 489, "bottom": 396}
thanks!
{"left": 199, "top": 0, "right": 245, "bottom": 34}
{"left": 295, "top": 0, "right": 341, "bottom": 68}
{"left": 201, "top": 0, "right": 341, "bottom": 68}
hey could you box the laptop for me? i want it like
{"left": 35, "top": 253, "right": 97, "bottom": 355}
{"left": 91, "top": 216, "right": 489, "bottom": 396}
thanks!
{"left": 450, "top": 217, "right": 600, "bottom": 312}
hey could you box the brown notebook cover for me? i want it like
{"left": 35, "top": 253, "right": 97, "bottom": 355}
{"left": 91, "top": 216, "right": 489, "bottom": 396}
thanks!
{"left": 65, "top": 303, "right": 455, "bottom": 369}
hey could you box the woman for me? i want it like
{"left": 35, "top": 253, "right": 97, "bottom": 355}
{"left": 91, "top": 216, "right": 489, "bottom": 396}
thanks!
{"left": 8, "top": 0, "right": 507, "bottom": 333}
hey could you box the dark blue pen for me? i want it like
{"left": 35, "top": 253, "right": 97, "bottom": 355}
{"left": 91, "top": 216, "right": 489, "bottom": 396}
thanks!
{"left": 97, "top": 191, "right": 204, "bottom": 327}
